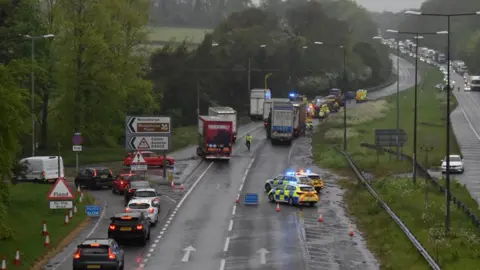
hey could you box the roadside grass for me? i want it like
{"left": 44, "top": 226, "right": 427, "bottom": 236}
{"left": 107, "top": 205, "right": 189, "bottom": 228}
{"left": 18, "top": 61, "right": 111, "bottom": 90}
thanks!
{"left": 0, "top": 183, "right": 94, "bottom": 270}
{"left": 312, "top": 63, "right": 480, "bottom": 269}
{"left": 148, "top": 26, "right": 212, "bottom": 44}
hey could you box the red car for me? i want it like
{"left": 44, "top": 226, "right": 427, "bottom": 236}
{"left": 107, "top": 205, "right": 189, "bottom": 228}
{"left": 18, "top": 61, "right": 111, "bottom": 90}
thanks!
{"left": 123, "top": 151, "right": 175, "bottom": 167}
{"left": 112, "top": 173, "right": 144, "bottom": 194}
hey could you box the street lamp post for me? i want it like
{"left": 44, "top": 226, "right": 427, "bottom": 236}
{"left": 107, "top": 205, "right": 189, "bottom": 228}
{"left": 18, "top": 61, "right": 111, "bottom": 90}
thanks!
{"left": 23, "top": 34, "right": 55, "bottom": 156}
{"left": 385, "top": 29, "right": 447, "bottom": 185}
{"left": 405, "top": 9, "right": 480, "bottom": 236}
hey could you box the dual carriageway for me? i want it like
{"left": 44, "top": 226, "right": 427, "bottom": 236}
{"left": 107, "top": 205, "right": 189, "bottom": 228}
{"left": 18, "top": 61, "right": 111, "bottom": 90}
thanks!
{"left": 45, "top": 54, "right": 420, "bottom": 270}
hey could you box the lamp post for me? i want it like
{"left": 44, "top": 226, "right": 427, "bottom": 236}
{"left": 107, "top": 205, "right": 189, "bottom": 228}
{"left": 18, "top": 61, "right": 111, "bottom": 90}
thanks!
{"left": 385, "top": 29, "right": 447, "bottom": 185}
{"left": 405, "top": 9, "right": 480, "bottom": 236}
{"left": 23, "top": 34, "right": 55, "bottom": 156}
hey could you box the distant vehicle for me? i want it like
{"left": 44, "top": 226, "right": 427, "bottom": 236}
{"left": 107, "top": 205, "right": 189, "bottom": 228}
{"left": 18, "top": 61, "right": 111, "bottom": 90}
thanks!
{"left": 124, "top": 181, "right": 151, "bottom": 206}
{"left": 132, "top": 188, "right": 161, "bottom": 208}
{"left": 264, "top": 172, "right": 312, "bottom": 192}
{"left": 470, "top": 76, "right": 480, "bottom": 91}
{"left": 267, "top": 183, "right": 319, "bottom": 206}
{"left": 292, "top": 101, "right": 306, "bottom": 137}
{"left": 112, "top": 173, "right": 144, "bottom": 194}
{"left": 123, "top": 151, "right": 174, "bottom": 167}
{"left": 16, "top": 156, "right": 64, "bottom": 183}
{"left": 269, "top": 100, "right": 294, "bottom": 144}
{"left": 125, "top": 198, "right": 159, "bottom": 225}
{"left": 196, "top": 116, "right": 233, "bottom": 160}
{"left": 107, "top": 212, "right": 150, "bottom": 246}
{"left": 441, "top": 155, "right": 464, "bottom": 174}
{"left": 355, "top": 89, "right": 367, "bottom": 103}
{"left": 74, "top": 167, "right": 114, "bottom": 190}
{"left": 208, "top": 107, "right": 237, "bottom": 142}
{"left": 72, "top": 238, "right": 124, "bottom": 270}
{"left": 250, "top": 89, "right": 271, "bottom": 120}
{"left": 295, "top": 169, "right": 324, "bottom": 192}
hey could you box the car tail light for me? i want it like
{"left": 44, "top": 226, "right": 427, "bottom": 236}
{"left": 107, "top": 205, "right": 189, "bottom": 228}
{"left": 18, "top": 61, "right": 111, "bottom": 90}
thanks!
{"left": 73, "top": 249, "right": 81, "bottom": 259}
{"left": 148, "top": 207, "right": 154, "bottom": 213}
{"left": 108, "top": 248, "right": 116, "bottom": 259}
{"left": 125, "top": 207, "right": 131, "bottom": 212}
{"left": 128, "top": 189, "right": 134, "bottom": 193}
{"left": 93, "top": 169, "right": 97, "bottom": 177}
{"left": 136, "top": 224, "right": 143, "bottom": 230}
{"left": 120, "top": 180, "right": 124, "bottom": 185}
{"left": 153, "top": 197, "right": 159, "bottom": 202}
{"left": 109, "top": 224, "right": 116, "bottom": 230}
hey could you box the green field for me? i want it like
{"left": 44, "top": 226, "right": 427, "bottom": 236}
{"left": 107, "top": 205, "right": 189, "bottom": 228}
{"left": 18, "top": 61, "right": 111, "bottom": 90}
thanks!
{"left": 0, "top": 184, "right": 94, "bottom": 270}
{"left": 148, "top": 26, "right": 213, "bottom": 44}
{"left": 312, "top": 63, "right": 480, "bottom": 269}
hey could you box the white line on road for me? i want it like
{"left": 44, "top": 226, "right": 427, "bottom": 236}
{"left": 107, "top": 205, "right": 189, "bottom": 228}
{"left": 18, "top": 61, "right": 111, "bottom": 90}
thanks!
{"left": 228, "top": 220, "right": 233, "bottom": 231}
{"left": 151, "top": 243, "right": 156, "bottom": 248}
{"left": 459, "top": 98, "right": 480, "bottom": 140}
{"left": 162, "top": 194, "right": 177, "bottom": 203}
{"left": 232, "top": 205, "right": 236, "bottom": 215}
{"left": 146, "top": 253, "right": 151, "bottom": 257}
{"left": 287, "top": 140, "right": 299, "bottom": 164}
{"left": 143, "top": 258, "right": 148, "bottom": 262}
{"left": 160, "top": 231, "right": 164, "bottom": 235}
{"left": 219, "top": 259, "right": 226, "bottom": 270}
{"left": 238, "top": 183, "right": 243, "bottom": 191}
{"left": 223, "top": 237, "right": 230, "bottom": 252}
{"left": 140, "top": 263, "right": 145, "bottom": 268}
{"left": 149, "top": 248, "right": 154, "bottom": 252}
{"left": 154, "top": 239, "right": 159, "bottom": 243}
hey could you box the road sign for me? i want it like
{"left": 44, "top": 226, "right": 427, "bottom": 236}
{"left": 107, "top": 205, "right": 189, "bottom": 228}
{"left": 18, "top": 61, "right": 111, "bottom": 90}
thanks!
{"left": 130, "top": 151, "right": 147, "bottom": 171}
{"left": 244, "top": 193, "right": 259, "bottom": 205}
{"left": 73, "top": 145, "right": 82, "bottom": 151}
{"left": 85, "top": 205, "right": 101, "bottom": 217}
{"left": 72, "top": 132, "right": 83, "bottom": 145}
{"left": 375, "top": 129, "right": 407, "bottom": 147}
{"left": 130, "top": 164, "right": 148, "bottom": 171}
{"left": 128, "top": 136, "right": 170, "bottom": 151}
{"left": 126, "top": 116, "right": 171, "bottom": 134}
{"left": 47, "top": 178, "right": 75, "bottom": 200}
{"left": 49, "top": 201, "right": 73, "bottom": 209}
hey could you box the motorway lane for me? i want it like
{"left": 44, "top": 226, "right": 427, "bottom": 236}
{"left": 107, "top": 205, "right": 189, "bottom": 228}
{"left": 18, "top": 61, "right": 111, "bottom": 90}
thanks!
{"left": 42, "top": 122, "right": 263, "bottom": 270}
{"left": 449, "top": 73, "right": 480, "bottom": 205}
{"left": 142, "top": 127, "right": 266, "bottom": 270}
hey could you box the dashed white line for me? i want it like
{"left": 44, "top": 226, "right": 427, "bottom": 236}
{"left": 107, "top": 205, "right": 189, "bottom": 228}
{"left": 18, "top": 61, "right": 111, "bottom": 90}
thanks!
{"left": 151, "top": 244, "right": 156, "bottom": 248}
{"left": 238, "top": 183, "right": 243, "bottom": 191}
{"left": 166, "top": 220, "right": 170, "bottom": 225}
{"left": 140, "top": 263, "right": 145, "bottom": 268}
{"left": 154, "top": 239, "right": 159, "bottom": 243}
{"left": 149, "top": 248, "right": 154, "bottom": 252}
{"left": 228, "top": 220, "right": 234, "bottom": 231}
{"left": 159, "top": 231, "right": 164, "bottom": 235}
{"left": 162, "top": 227, "right": 167, "bottom": 232}
{"left": 143, "top": 258, "right": 148, "bottom": 263}
{"left": 232, "top": 205, "right": 236, "bottom": 215}
{"left": 287, "top": 140, "right": 299, "bottom": 164}
{"left": 146, "top": 253, "right": 152, "bottom": 258}
{"left": 219, "top": 259, "right": 226, "bottom": 270}
{"left": 168, "top": 217, "right": 173, "bottom": 221}
{"left": 223, "top": 237, "right": 230, "bottom": 252}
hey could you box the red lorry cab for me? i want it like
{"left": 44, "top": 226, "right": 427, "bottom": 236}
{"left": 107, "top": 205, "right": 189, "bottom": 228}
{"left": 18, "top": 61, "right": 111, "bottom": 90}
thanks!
{"left": 196, "top": 116, "right": 233, "bottom": 160}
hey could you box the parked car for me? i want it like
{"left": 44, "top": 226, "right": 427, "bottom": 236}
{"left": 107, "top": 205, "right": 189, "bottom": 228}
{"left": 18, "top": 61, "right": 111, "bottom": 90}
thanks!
{"left": 112, "top": 173, "right": 144, "bottom": 194}
{"left": 74, "top": 167, "right": 114, "bottom": 189}
{"left": 124, "top": 181, "right": 151, "bottom": 206}
{"left": 72, "top": 238, "right": 124, "bottom": 270}
{"left": 123, "top": 151, "right": 175, "bottom": 167}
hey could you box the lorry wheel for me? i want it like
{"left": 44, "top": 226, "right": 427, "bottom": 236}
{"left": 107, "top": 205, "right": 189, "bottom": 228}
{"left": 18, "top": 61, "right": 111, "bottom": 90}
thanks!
{"left": 196, "top": 147, "right": 203, "bottom": 156}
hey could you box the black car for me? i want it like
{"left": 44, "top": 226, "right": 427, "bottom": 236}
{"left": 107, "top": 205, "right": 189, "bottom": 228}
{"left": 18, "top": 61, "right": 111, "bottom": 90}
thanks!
{"left": 124, "top": 181, "right": 151, "bottom": 206}
{"left": 72, "top": 238, "right": 124, "bottom": 270}
{"left": 75, "top": 167, "right": 114, "bottom": 189}
{"left": 108, "top": 212, "right": 150, "bottom": 246}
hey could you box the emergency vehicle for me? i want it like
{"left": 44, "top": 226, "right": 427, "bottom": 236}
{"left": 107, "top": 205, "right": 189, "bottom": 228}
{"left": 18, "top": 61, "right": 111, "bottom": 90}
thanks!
{"left": 264, "top": 172, "right": 312, "bottom": 192}
{"left": 268, "top": 183, "right": 319, "bottom": 206}
{"left": 355, "top": 89, "right": 367, "bottom": 103}
{"left": 295, "top": 169, "right": 324, "bottom": 192}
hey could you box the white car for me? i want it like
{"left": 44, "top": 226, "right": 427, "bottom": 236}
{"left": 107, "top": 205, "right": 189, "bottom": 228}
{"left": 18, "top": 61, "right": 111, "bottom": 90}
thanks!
{"left": 126, "top": 199, "right": 159, "bottom": 225}
{"left": 132, "top": 188, "right": 161, "bottom": 208}
{"left": 464, "top": 84, "right": 471, "bottom": 91}
{"left": 441, "top": 155, "right": 464, "bottom": 173}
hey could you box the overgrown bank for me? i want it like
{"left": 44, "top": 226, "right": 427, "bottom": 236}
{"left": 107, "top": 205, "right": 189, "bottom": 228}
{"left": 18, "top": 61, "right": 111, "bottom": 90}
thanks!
{"left": 312, "top": 63, "right": 480, "bottom": 269}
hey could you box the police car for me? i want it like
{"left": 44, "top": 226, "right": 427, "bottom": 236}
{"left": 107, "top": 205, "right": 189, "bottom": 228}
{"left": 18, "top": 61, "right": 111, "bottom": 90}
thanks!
{"left": 268, "top": 183, "right": 319, "bottom": 206}
{"left": 264, "top": 172, "right": 312, "bottom": 192}
{"left": 295, "top": 169, "right": 324, "bottom": 192}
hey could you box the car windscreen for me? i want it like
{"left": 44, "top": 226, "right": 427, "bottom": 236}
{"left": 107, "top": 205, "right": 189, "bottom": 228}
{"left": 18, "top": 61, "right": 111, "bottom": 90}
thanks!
{"left": 128, "top": 203, "right": 150, "bottom": 209}
{"left": 450, "top": 156, "right": 461, "bottom": 162}
{"left": 307, "top": 175, "right": 321, "bottom": 180}
{"left": 135, "top": 191, "right": 156, "bottom": 197}
{"left": 298, "top": 177, "right": 312, "bottom": 183}
{"left": 80, "top": 246, "right": 109, "bottom": 254}
{"left": 96, "top": 168, "right": 111, "bottom": 175}
{"left": 300, "top": 186, "right": 315, "bottom": 192}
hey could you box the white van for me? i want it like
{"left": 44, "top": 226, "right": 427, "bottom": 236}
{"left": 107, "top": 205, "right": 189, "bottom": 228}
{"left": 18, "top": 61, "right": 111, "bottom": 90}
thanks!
{"left": 17, "top": 156, "right": 64, "bottom": 182}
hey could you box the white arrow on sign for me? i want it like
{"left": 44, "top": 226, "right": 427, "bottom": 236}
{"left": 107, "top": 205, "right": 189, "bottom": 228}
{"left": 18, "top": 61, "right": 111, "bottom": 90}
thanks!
{"left": 181, "top": 245, "right": 196, "bottom": 262}
{"left": 257, "top": 248, "right": 269, "bottom": 264}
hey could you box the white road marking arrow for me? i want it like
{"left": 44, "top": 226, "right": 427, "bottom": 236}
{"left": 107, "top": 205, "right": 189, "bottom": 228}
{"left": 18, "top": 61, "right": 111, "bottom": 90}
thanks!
{"left": 181, "top": 245, "right": 196, "bottom": 262}
{"left": 257, "top": 248, "right": 269, "bottom": 264}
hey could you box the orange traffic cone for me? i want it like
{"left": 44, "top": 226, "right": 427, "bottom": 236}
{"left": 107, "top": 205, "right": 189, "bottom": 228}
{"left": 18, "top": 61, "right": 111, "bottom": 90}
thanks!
{"left": 179, "top": 184, "right": 184, "bottom": 191}
{"left": 13, "top": 249, "right": 20, "bottom": 266}
{"left": 235, "top": 194, "right": 240, "bottom": 203}
{"left": 1, "top": 255, "right": 6, "bottom": 270}
{"left": 348, "top": 224, "right": 354, "bottom": 237}
{"left": 42, "top": 220, "right": 48, "bottom": 236}
{"left": 64, "top": 213, "right": 69, "bottom": 225}
{"left": 318, "top": 213, "right": 323, "bottom": 222}
{"left": 170, "top": 181, "right": 175, "bottom": 189}
{"left": 44, "top": 235, "right": 50, "bottom": 247}
{"left": 275, "top": 203, "right": 280, "bottom": 212}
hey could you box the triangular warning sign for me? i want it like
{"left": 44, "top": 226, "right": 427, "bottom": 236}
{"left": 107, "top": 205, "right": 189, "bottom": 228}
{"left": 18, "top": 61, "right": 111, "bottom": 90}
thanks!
{"left": 133, "top": 151, "right": 146, "bottom": 164}
{"left": 137, "top": 138, "right": 150, "bottom": 149}
{"left": 47, "top": 178, "right": 75, "bottom": 200}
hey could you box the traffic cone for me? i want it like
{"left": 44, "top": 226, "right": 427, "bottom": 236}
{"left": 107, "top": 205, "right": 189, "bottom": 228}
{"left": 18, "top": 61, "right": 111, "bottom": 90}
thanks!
{"left": 44, "top": 235, "right": 50, "bottom": 247}
{"left": 179, "top": 184, "right": 184, "bottom": 191}
{"left": 42, "top": 220, "right": 48, "bottom": 236}
{"left": 13, "top": 249, "right": 20, "bottom": 266}
{"left": 73, "top": 205, "right": 77, "bottom": 214}
{"left": 348, "top": 224, "right": 354, "bottom": 237}
{"left": 69, "top": 209, "right": 73, "bottom": 219}
{"left": 1, "top": 255, "right": 6, "bottom": 270}
{"left": 79, "top": 192, "right": 83, "bottom": 203}
{"left": 275, "top": 203, "right": 280, "bottom": 212}
{"left": 318, "top": 212, "right": 323, "bottom": 222}
{"left": 235, "top": 194, "right": 240, "bottom": 203}
{"left": 64, "top": 213, "right": 69, "bottom": 225}
{"left": 77, "top": 185, "right": 81, "bottom": 193}
{"left": 170, "top": 181, "right": 175, "bottom": 189}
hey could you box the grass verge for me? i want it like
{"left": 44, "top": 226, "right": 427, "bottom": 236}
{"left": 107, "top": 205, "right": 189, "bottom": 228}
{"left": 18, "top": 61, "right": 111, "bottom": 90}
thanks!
{"left": 313, "top": 62, "right": 480, "bottom": 269}
{"left": 0, "top": 183, "right": 94, "bottom": 270}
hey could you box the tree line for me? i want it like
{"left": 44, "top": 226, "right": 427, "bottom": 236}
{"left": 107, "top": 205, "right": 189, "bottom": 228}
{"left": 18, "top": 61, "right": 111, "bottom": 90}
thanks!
{"left": 372, "top": 0, "right": 480, "bottom": 73}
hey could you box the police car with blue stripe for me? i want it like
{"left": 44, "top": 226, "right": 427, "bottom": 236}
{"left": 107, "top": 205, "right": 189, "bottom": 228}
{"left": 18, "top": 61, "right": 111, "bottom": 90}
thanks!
{"left": 264, "top": 171, "right": 312, "bottom": 192}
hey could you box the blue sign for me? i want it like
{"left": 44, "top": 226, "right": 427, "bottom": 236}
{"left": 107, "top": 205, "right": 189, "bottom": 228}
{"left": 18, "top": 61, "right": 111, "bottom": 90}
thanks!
{"left": 244, "top": 193, "right": 259, "bottom": 205}
{"left": 86, "top": 205, "right": 101, "bottom": 217}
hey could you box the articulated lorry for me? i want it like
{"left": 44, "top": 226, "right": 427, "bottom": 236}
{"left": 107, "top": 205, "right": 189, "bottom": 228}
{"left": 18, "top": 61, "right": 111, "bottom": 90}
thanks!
{"left": 196, "top": 116, "right": 233, "bottom": 160}
{"left": 292, "top": 101, "right": 306, "bottom": 137}
{"left": 269, "top": 101, "right": 294, "bottom": 145}
{"left": 250, "top": 89, "right": 271, "bottom": 120}
{"left": 208, "top": 107, "right": 237, "bottom": 142}
{"left": 263, "top": 98, "right": 290, "bottom": 128}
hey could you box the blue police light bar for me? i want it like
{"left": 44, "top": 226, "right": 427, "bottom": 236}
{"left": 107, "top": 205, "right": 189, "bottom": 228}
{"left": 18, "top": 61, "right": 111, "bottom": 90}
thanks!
{"left": 289, "top": 92, "right": 296, "bottom": 97}
{"left": 306, "top": 169, "right": 311, "bottom": 174}
{"left": 285, "top": 171, "right": 295, "bottom": 176}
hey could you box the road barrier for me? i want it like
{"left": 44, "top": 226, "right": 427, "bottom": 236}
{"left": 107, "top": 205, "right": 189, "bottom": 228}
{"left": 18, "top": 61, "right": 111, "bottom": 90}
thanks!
{"left": 360, "top": 143, "right": 480, "bottom": 230}
{"left": 334, "top": 146, "right": 441, "bottom": 270}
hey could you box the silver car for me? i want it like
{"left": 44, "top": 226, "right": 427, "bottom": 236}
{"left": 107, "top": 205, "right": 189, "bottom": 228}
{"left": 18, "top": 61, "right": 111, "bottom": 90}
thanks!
{"left": 132, "top": 188, "right": 161, "bottom": 208}
{"left": 126, "top": 198, "right": 159, "bottom": 225}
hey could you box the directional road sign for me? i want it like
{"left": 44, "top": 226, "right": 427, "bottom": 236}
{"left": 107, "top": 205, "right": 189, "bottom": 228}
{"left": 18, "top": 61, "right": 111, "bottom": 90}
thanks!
{"left": 85, "top": 205, "right": 101, "bottom": 217}
{"left": 127, "top": 117, "right": 171, "bottom": 134}
{"left": 128, "top": 136, "right": 170, "bottom": 151}
{"left": 125, "top": 116, "right": 172, "bottom": 152}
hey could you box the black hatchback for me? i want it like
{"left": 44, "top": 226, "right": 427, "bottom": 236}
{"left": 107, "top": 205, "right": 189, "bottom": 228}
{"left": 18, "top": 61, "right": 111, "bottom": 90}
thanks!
{"left": 72, "top": 238, "right": 124, "bottom": 270}
{"left": 75, "top": 167, "right": 114, "bottom": 190}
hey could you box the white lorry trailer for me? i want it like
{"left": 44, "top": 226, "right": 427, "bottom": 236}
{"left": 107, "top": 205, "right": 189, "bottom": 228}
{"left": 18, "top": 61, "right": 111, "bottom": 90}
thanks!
{"left": 250, "top": 89, "right": 271, "bottom": 121}
{"left": 269, "top": 100, "right": 294, "bottom": 145}
{"left": 208, "top": 106, "right": 238, "bottom": 142}
{"left": 263, "top": 98, "right": 289, "bottom": 128}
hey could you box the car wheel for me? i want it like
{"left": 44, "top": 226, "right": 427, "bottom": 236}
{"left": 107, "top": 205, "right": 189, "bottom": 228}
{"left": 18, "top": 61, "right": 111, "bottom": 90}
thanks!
{"left": 309, "top": 202, "right": 316, "bottom": 207}
{"left": 112, "top": 187, "right": 116, "bottom": 194}
{"left": 89, "top": 180, "right": 95, "bottom": 190}
{"left": 147, "top": 229, "right": 151, "bottom": 240}
{"left": 120, "top": 261, "right": 124, "bottom": 270}
{"left": 264, "top": 183, "right": 271, "bottom": 192}
{"left": 268, "top": 193, "right": 275, "bottom": 203}
{"left": 288, "top": 197, "right": 294, "bottom": 205}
